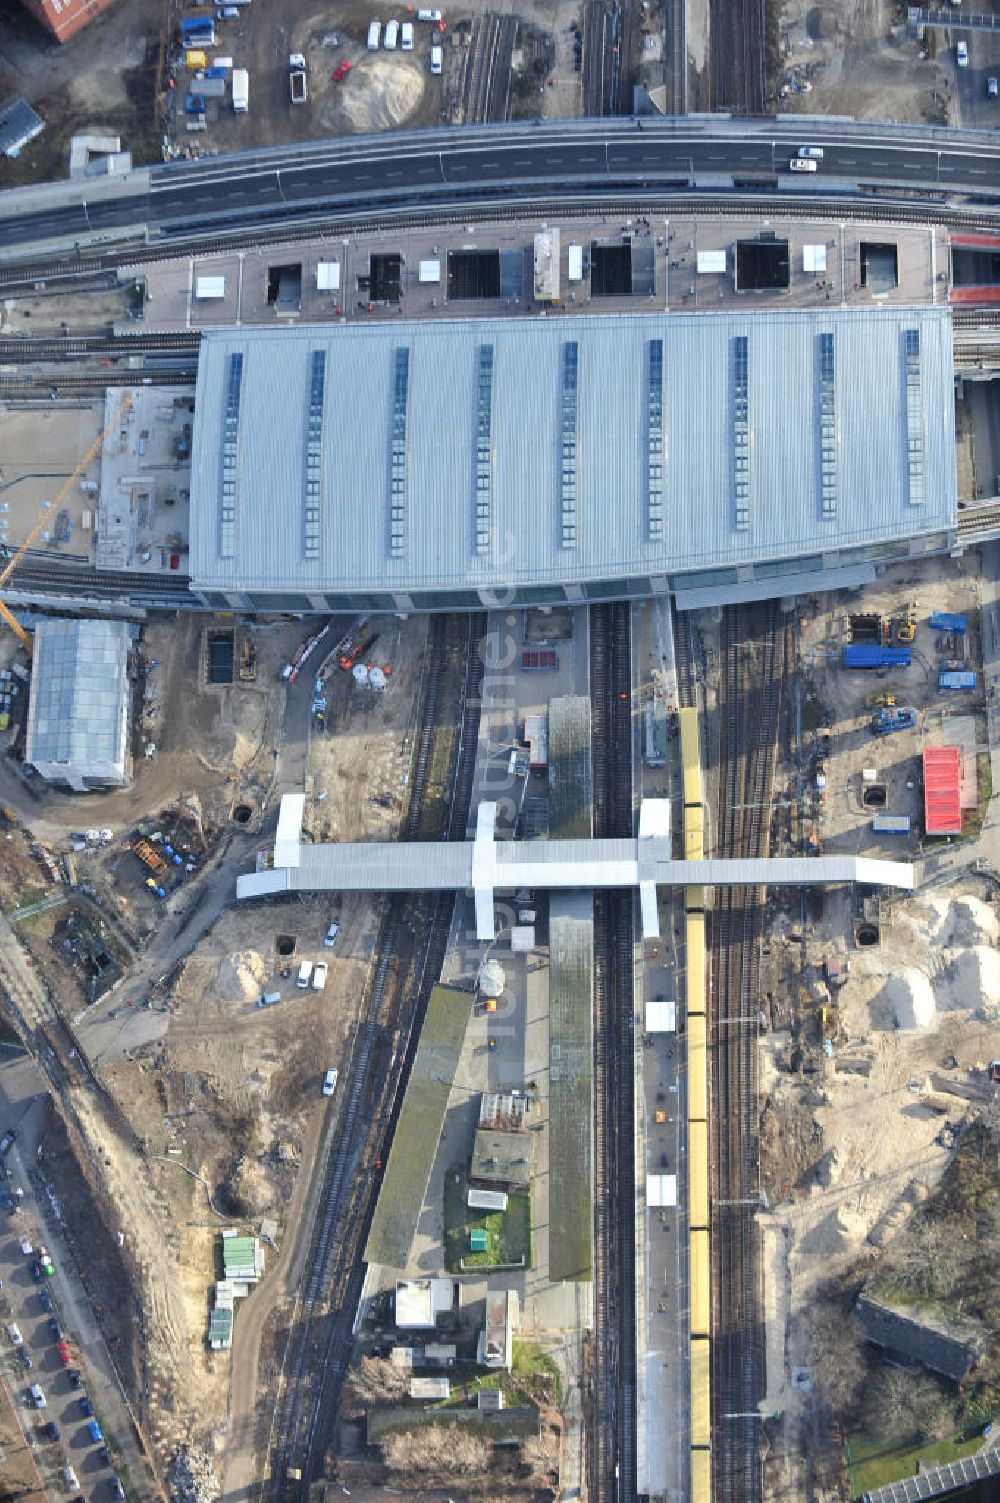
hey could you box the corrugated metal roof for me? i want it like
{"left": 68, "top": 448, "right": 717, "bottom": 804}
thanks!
{"left": 25, "top": 618, "right": 129, "bottom": 782}
{"left": 923, "top": 745, "right": 962, "bottom": 834}
{"left": 189, "top": 308, "right": 957, "bottom": 599}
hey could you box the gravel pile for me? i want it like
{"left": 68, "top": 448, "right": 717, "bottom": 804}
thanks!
{"left": 169, "top": 1447, "right": 221, "bottom": 1503}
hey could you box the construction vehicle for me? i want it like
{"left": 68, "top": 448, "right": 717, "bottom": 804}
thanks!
{"left": 133, "top": 838, "right": 169, "bottom": 877}
{"left": 870, "top": 707, "right": 917, "bottom": 736}
{"left": 339, "top": 628, "right": 378, "bottom": 671}
{"left": 0, "top": 394, "right": 133, "bottom": 658}
{"left": 865, "top": 692, "right": 897, "bottom": 708}
{"left": 239, "top": 639, "right": 257, "bottom": 681}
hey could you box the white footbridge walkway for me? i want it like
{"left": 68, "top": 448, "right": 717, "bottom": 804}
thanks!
{"left": 237, "top": 796, "right": 915, "bottom": 939}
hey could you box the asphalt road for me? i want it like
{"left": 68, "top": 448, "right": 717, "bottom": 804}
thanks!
{"left": 6, "top": 117, "right": 1000, "bottom": 256}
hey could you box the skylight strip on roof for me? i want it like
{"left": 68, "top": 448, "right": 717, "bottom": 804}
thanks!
{"left": 647, "top": 338, "right": 665, "bottom": 542}
{"left": 474, "top": 344, "right": 494, "bottom": 556}
{"left": 818, "top": 331, "right": 837, "bottom": 520}
{"left": 732, "top": 335, "right": 750, "bottom": 532}
{"left": 560, "top": 342, "right": 578, "bottom": 549}
{"left": 219, "top": 351, "right": 243, "bottom": 559}
{"left": 304, "top": 350, "right": 326, "bottom": 561}
{"left": 904, "top": 329, "right": 924, "bottom": 508}
{"left": 389, "top": 347, "right": 410, "bottom": 558}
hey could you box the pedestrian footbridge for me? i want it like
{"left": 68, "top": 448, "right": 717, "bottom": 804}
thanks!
{"left": 237, "top": 796, "right": 914, "bottom": 939}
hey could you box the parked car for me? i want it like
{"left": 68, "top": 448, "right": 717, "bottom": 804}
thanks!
{"left": 57, "top": 1341, "right": 72, "bottom": 1365}
{"left": 48, "top": 1317, "right": 63, "bottom": 1341}
{"left": 324, "top": 922, "right": 339, "bottom": 947}
{"left": 6, "top": 1321, "right": 22, "bottom": 1346}
{"left": 28, "top": 1383, "right": 46, "bottom": 1408}
{"left": 989, "top": 74, "right": 998, "bottom": 96}
{"left": 430, "top": 44, "right": 442, "bottom": 73}
{"left": 98, "top": 1447, "right": 112, "bottom": 1466}
{"left": 311, "top": 962, "right": 328, "bottom": 991}
{"left": 78, "top": 1395, "right": 93, "bottom": 1417}
{"left": 0, "top": 1129, "right": 16, "bottom": 1156}
{"left": 322, "top": 1068, "right": 338, "bottom": 1097}
{"left": 19, "top": 1237, "right": 32, "bottom": 1256}
{"left": 44, "top": 1420, "right": 60, "bottom": 1442}
{"left": 17, "top": 1349, "right": 32, "bottom": 1370}
{"left": 111, "top": 1480, "right": 125, "bottom": 1501}
{"left": 87, "top": 1419, "right": 104, "bottom": 1444}
{"left": 67, "top": 1368, "right": 82, "bottom": 1388}
{"left": 332, "top": 61, "right": 351, "bottom": 81}
{"left": 63, "top": 1468, "right": 80, "bottom": 1491}
{"left": 38, "top": 1287, "right": 52, "bottom": 1312}
{"left": 957, "top": 39, "right": 969, "bottom": 65}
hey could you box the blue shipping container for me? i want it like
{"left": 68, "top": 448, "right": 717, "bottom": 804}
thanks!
{"left": 872, "top": 814, "right": 911, "bottom": 835}
{"left": 843, "top": 644, "right": 912, "bottom": 669}
{"left": 930, "top": 612, "right": 968, "bottom": 634}
{"left": 939, "top": 671, "right": 976, "bottom": 691}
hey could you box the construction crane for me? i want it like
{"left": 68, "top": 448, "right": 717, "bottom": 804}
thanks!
{"left": 0, "top": 392, "right": 133, "bottom": 658}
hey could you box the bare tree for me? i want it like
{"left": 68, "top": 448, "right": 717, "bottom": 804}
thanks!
{"left": 382, "top": 1426, "right": 491, "bottom": 1481}
{"left": 349, "top": 1356, "right": 410, "bottom": 1406}
{"left": 886, "top": 1219, "right": 958, "bottom": 1300}
{"left": 864, "top": 1364, "right": 921, "bottom": 1442}
{"left": 809, "top": 1304, "right": 868, "bottom": 1422}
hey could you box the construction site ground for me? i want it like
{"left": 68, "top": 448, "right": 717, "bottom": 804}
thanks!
{"left": 742, "top": 550, "right": 1000, "bottom": 1500}
{"left": 776, "top": 0, "right": 957, "bottom": 124}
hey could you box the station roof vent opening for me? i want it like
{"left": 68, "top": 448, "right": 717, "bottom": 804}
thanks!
{"left": 266, "top": 262, "right": 302, "bottom": 313}
{"left": 735, "top": 236, "right": 790, "bottom": 292}
{"left": 368, "top": 253, "right": 403, "bottom": 304}
{"left": 860, "top": 242, "right": 899, "bottom": 293}
{"left": 447, "top": 250, "right": 501, "bottom": 300}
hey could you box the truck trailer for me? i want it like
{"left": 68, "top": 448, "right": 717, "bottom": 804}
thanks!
{"left": 289, "top": 53, "right": 308, "bottom": 102}
{"left": 843, "top": 645, "right": 912, "bottom": 670}
{"left": 231, "top": 68, "right": 249, "bottom": 112}
{"left": 870, "top": 707, "right": 917, "bottom": 736}
{"left": 930, "top": 612, "right": 968, "bottom": 635}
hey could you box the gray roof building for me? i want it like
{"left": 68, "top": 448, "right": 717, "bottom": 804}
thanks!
{"left": 25, "top": 618, "right": 131, "bottom": 791}
{"left": 856, "top": 1293, "right": 987, "bottom": 1383}
{"left": 0, "top": 99, "right": 44, "bottom": 160}
{"left": 188, "top": 308, "right": 957, "bottom": 614}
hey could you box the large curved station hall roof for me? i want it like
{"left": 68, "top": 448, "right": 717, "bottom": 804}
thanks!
{"left": 188, "top": 307, "right": 957, "bottom": 614}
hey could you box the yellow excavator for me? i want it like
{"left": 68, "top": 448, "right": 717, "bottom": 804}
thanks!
{"left": 0, "top": 392, "right": 133, "bottom": 658}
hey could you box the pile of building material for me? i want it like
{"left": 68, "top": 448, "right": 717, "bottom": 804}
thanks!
{"left": 168, "top": 1447, "right": 221, "bottom": 1503}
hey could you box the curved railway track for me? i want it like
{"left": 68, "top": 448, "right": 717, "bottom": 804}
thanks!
{"left": 267, "top": 610, "right": 485, "bottom": 1499}
{"left": 590, "top": 600, "right": 637, "bottom": 1503}
{"left": 709, "top": 603, "right": 786, "bottom": 1502}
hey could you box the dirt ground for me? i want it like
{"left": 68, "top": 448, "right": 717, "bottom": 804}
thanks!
{"left": 0, "top": 0, "right": 163, "bottom": 187}
{"left": 749, "top": 550, "right": 1000, "bottom": 1498}
{"left": 305, "top": 614, "right": 429, "bottom": 844}
{"left": 776, "top": 0, "right": 954, "bottom": 124}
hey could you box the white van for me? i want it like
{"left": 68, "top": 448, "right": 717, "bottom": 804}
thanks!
{"left": 384, "top": 18, "right": 398, "bottom": 48}
{"left": 29, "top": 1383, "right": 46, "bottom": 1408}
{"left": 417, "top": 8, "right": 442, "bottom": 18}
{"left": 788, "top": 157, "right": 817, "bottom": 173}
{"left": 6, "top": 1322, "right": 22, "bottom": 1346}
{"left": 296, "top": 960, "right": 313, "bottom": 989}
{"left": 322, "top": 1068, "right": 339, "bottom": 1096}
{"left": 367, "top": 20, "right": 381, "bottom": 49}
{"left": 401, "top": 21, "right": 414, "bottom": 48}
{"left": 63, "top": 1468, "right": 80, "bottom": 1492}
{"left": 430, "top": 44, "right": 442, "bottom": 73}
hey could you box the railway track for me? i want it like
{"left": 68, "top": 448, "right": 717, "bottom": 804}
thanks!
{"left": 582, "top": 0, "right": 638, "bottom": 117}
{"left": 709, "top": 604, "right": 784, "bottom": 1503}
{"left": 1, "top": 187, "right": 994, "bottom": 293}
{"left": 590, "top": 600, "right": 637, "bottom": 1503}
{"left": 708, "top": 0, "right": 767, "bottom": 114}
{"left": 267, "top": 610, "right": 485, "bottom": 1498}
{"left": 0, "top": 332, "right": 200, "bottom": 361}
{"left": 463, "top": 12, "right": 519, "bottom": 123}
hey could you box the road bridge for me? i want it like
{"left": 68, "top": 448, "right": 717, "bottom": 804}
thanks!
{"left": 9, "top": 117, "right": 1000, "bottom": 260}
{"left": 237, "top": 796, "right": 915, "bottom": 940}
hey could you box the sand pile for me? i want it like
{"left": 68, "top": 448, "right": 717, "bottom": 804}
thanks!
{"left": 884, "top": 967, "right": 936, "bottom": 1031}
{"left": 947, "top": 946, "right": 1000, "bottom": 1017}
{"left": 341, "top": 58, "right": 425, "bottom": 131}
{"left": 216, "top": 949, "right": 269, "bottom": 1002}
{"left": 921, "top": 894, "right": 999, "bottom": 949}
